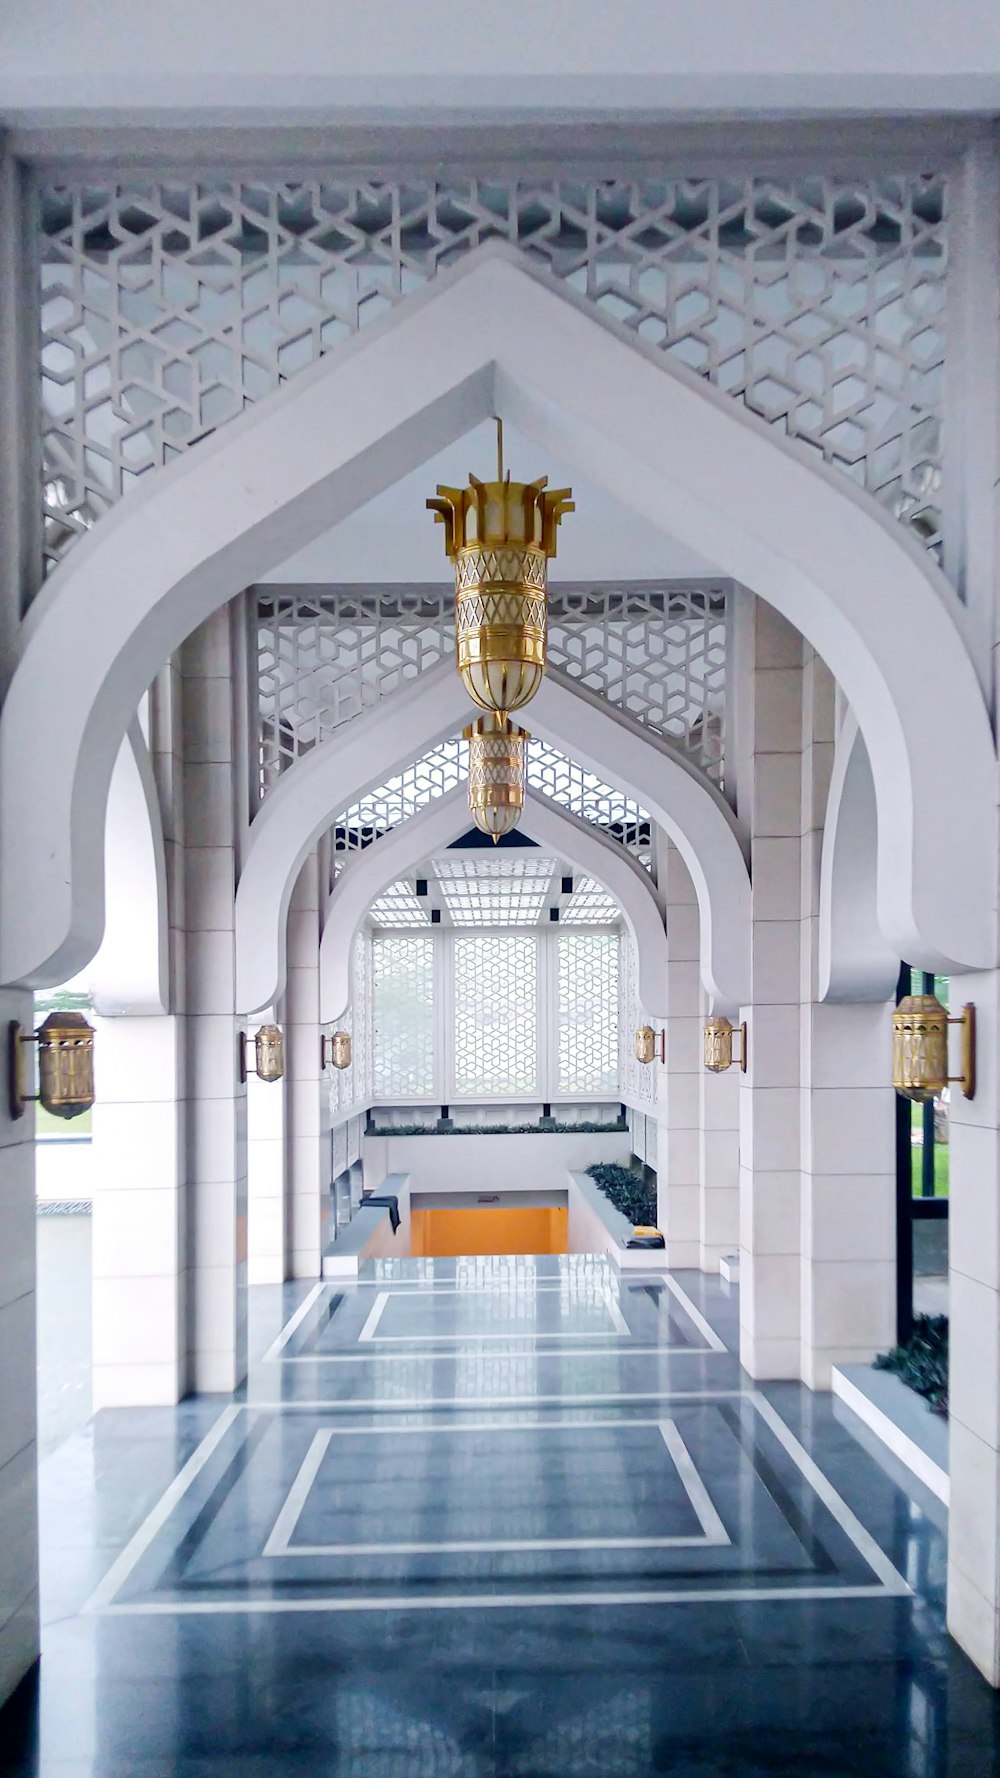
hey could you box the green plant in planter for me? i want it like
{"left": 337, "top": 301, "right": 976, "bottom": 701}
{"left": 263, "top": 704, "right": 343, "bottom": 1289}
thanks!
{"left": 586, "top": 1162, "right": 656, "bottom": 1228}
{"left": 371, "top": 1119, "right": 626, "bottom": 1137}
{"left": 874, "top": 1313, "right": 949, "bottom": 1415}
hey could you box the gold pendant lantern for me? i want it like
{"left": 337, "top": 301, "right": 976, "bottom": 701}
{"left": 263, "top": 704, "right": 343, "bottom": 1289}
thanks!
{"left": 427, "top": 420, "right": 574, "bottom": 716}
{"left": 464, "top": 713, "right": 529, "bottom": 843}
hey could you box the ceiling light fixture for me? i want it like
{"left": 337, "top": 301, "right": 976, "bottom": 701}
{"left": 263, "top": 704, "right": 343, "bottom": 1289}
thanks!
{"left": 427, "top": 418, "right": 574, "bottom": 716}
{"left": 464, "top": 713, "right": 530, "bottom": 843}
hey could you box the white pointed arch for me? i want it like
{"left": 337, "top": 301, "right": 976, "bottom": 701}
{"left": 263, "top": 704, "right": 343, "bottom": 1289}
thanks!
{"left": 318, "top": 782, "right": 669, "bottom": 1023}
{"left": 232, "top": 662, "right": 749, "bottom": 1014}
{"left": 1, "top": 246, "right": 993, "bottom": 987}
{"left": 819, "top": 715, "right": 900, "bottom": 1004}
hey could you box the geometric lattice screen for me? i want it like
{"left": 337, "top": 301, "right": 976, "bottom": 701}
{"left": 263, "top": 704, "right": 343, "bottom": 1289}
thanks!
{"left": 557, "top": 933, "right": 619, "bottom": 1095}
{"left": 257, "top": 584, "right": 728, "bottom": 792}
{"left": 371, "top": 934, "right": 435, "bottom": 1099}
{"left": 41, "top": 176, "right": 946, "bottom": 576}
{"left": 329, "top": 737, "right": 653, "bottom": 872}
{"left": 453, "top": 935, "right": 538, "bottom": 1098}
{"left": 619, "top": 928, "right": 656, "bottom": 1108}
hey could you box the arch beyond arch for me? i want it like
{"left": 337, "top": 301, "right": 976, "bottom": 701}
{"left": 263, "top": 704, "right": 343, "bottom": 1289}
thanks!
{"left": 1, "top": 246, "right": 993, "bottom": 987}
{"left": 316, "top": 782, "right": 670, "bottom": 1024}
{"left": 232, "top": 661, "right": 749, "bottom": 1014}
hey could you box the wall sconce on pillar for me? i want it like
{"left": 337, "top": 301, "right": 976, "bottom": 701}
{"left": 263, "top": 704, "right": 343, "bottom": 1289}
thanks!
{"left": 9, "top": 1012, "right": 96, "bottom": 1120}
{"left": 703, "top": 1015, "right": 748, "bottom": 1074}
{"left": 892, "top": 995, "right": 975, "bottom": 1102}
{"left": 635, "top": 1025, "right": 665, "bottom": 1066}
{"left": 321, "top": 1031, "right": 352, "bottom": 1071}
{"left": 239, "top": 1023, "right": 285, "bottom": 1084}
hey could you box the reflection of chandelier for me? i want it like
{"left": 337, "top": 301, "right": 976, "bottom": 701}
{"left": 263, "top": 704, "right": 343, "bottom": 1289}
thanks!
{"left": 427, "top": 420, "right": 573, "bottom": 716}
{"left": 464, "top": 714, "right": 529, "bottom": 843}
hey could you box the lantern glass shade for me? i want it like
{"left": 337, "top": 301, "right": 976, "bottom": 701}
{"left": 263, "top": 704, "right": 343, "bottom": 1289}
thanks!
{"left": 704, "top": 1015, "right": 735, "bottom": 1073}
{"left": 254, "top": 1023, "right": 285, "bottom": 1083}
{"left": 330, "top": 1031, "right": 352, "bottom": 1070}
{"left": 464, "top": 714, "right": 529, "bottom": 843}
{"left": 36, "top": 1011, "right": 95, "bottom": 1119}
{"left": 892, "top": 994, "right": 949, "bottom": 1102}
{"left": 428, "top": 468, "right": 574, "bottom": 717}
{"left": 635, "top": 1025, "right": 656, "bottom": 1066}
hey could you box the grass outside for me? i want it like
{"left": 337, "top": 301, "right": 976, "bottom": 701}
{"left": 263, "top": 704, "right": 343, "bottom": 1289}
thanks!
{"left": 36, "top": 1103, "right": 91, "bottom": 1137}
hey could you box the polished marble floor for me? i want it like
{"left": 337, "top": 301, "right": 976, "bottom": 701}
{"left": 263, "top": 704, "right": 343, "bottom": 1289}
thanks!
{"left": 3, "top": 1252, "right": 1000, "bottom": 1776}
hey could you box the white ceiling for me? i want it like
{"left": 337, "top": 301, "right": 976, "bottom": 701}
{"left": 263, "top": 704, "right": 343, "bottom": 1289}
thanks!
{"left": 260, "top": 419, "right": 720, "bottom": 586}
{"left": 3, "top": 2, "right": 1000, "bottom": 122}
{"left": 368, "top": 852, "right": 622, "bottom": 929}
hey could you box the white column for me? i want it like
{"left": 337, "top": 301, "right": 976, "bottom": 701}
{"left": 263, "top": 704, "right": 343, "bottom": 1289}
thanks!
{"left": 798, "top": 654, "right": 894, "bottom": 1387}
{"left": 0, "top": 986, "right": 39, "bottom": 1703}
{"left": 658, "top": 845, "right": 700, "bottom": 1267}
{"left": 698, "top": 980, "right": 740, "bottom": 1271}
{"left": 247, "top": 1022, "right": 286, "bottom": 1285}
{"left": 182, "top": 610, "right": 247, "bottom": 1393}
{"left": 739, "top": 601, "right": 803, "bottom": 1380}
{"left": 91, "top": 1015, "right": 185, "bottom": 1406}
{"left": 286, "top": 853, "right": 325, "bottom": 1278}
{"left": 947, "top": 967, "right": 1000, "bottom": 1682}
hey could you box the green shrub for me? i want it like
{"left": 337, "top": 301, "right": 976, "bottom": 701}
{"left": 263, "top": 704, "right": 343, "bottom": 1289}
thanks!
{"left": 586, "top": 1161, "right": 656, "bottom": 1228}
{"left": 874, "top": 1314, "right": 949, "bottom": 1415}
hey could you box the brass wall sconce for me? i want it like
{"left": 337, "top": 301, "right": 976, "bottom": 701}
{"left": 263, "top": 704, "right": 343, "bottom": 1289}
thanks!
{"left": 892, "top": 994, "right": 975, "bottom": 1102}
{"left": 635, "top": 1025, "right": 665, "bottom": 1066}
{"left": 9, "top": 1011, "right": 96, "bottom": 1120}
{"left": 321, "top": 1031, "right": 352, "bottom": 1071}
{"left": 703, "top": 1015, "right": 748, "bottom": 1073}
{"left": 239, "top": 1023, "right": 285, "bottom": 1084}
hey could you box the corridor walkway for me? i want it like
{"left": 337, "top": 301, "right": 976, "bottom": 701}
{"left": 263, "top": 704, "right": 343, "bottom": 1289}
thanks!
{"left": 3, "top": 1255, "right": 999, "bottom": 1776}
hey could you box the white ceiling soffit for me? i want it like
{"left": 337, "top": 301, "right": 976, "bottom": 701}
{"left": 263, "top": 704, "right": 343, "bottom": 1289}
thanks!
{"left": 3, "top": 2, "right": 1000, "bottom": 123}
{"left": 261, "top": 421, "right": 718, "bottom": 585}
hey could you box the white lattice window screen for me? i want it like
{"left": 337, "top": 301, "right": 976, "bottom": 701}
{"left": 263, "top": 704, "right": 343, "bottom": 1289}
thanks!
{"left": 548, "top": 587, "right": 728, "bottom": 783}
{"left": 372, "top": 933, "right": 434, "bottom": 1098}
{"left": 528, "top": 742, "right": 652, "bottom": 870}
{"left": 329, "top": 737, "right": 651, "bottom": 869}
{"left": 40, "top": 177, "right": 946, "bottom": 575}
{"left": 557, "top": 933, "right": 619, "bottom": 1095}
{"left": 453, "top": 934, "right": 538, "bottom": 1097}
{"left": 619, "top": 929, "right": 655, "bottom": 1107}
{"left": 257, "top": 591, "right": 451, "bottom": 793}
{"left": 330, "top": 929, "right": 373, "bottom": 1116}
{"left": 255, "top": 586, "right": 728, "bottom": 797}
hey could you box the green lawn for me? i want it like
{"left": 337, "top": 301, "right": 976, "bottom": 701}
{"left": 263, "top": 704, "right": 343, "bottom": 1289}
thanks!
{"left": 35, "top": 1103, "right": 91, "bottom": 1137}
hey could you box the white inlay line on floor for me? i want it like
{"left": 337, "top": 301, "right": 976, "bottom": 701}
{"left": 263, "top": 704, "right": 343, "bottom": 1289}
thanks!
{"left": 356, "top": 1287, "right": 631, "bottom": 1345}
{"left": 660, "top": 1276, "right": 728, "bottom": 1353}
{"left": 260, "top": 1282, "right": 326, "bottom": 1363}
{"left": 271, "top": 1342, "right": 718, "bottom": 1364}
{"left": 89, "top": 1386, "right": 913, "bottom": 1614}
{"left": 262, "top": 1417, "right": 731, "bottom": 1558}
{"left": 83, "top": 1405, "right": 242, "bottom": 1614}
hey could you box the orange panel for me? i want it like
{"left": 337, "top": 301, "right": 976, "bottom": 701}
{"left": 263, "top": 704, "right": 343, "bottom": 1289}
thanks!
{"left": 411, "top": 1205, "right": 568, "bottom": 1258}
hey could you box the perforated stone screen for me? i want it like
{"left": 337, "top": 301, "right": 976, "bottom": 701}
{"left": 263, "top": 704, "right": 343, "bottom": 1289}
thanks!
{"left": 371, "top": 933, "right": 435, "bottom": 1099}
{"left": 557, "top": 932, "right": 619, "bottom": 1095}
{"left": 39, "top": 175, "right": 946, "bottom": 575}
{"left": 453, "top": 933, "right": 538, "bottom": 1097}
{"left": 256, "top": 584, "right": 728, "bottom": 796}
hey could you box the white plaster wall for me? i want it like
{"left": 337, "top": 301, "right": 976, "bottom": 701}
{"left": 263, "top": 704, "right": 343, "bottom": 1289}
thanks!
{"left": 0, "top": 986, "right": 38, "bottom": 1704}
{"left": 363, "top": 1133, "right": 629, "bottom": 1205}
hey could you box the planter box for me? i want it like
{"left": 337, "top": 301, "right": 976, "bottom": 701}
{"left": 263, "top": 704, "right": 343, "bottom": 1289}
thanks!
{"left": 566, "top": 1171, "right": 670, "bottom": 1270}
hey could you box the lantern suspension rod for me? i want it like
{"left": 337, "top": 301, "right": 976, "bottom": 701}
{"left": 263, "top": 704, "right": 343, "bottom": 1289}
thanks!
{"left": 495, "top": 414, "right": 505, "bottom": 483}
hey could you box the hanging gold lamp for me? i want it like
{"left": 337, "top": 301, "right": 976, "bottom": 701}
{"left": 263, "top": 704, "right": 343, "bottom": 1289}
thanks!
{"left": 427, "top": 419, "right": 574, "bottom": 716}
{"left": 892, "top": 994, "right": 975, "bottom": 1102}
{"left": 464, "top": 713, "right": 529, "bottom": 843}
